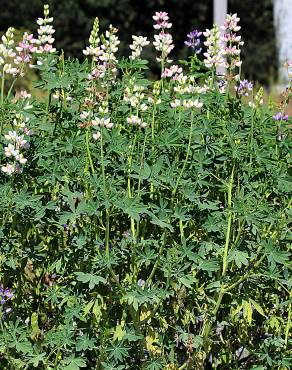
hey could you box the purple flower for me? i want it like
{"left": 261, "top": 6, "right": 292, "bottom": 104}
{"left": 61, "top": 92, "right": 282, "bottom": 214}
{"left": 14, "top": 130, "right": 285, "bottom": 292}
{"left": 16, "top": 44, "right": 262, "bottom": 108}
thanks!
{"left": 185, "top": 29, "right": 202, "bottom": 54}
{"left": 137, "top": 279, "right": 145, "bottom": 287}
{"left": 236, "top": 79, "right": 253, "bottom": 96}
{"left": 0, "top": 286, "right": 13, "bottom": 305}
{"left": 273, "top": 112, "right": 289, "bottom": 121}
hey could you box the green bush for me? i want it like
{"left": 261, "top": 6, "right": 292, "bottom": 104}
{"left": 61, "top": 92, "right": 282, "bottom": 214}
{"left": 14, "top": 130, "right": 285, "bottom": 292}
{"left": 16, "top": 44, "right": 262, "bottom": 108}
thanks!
{"left": 0, "top": 6, "right": 291, "bottom": 370}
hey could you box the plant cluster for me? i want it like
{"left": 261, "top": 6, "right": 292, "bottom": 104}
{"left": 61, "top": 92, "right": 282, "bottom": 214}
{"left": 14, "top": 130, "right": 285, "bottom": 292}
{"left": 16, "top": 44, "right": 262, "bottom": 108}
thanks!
{"left": 0, "top": 5, "right": 291, "bottom": 370}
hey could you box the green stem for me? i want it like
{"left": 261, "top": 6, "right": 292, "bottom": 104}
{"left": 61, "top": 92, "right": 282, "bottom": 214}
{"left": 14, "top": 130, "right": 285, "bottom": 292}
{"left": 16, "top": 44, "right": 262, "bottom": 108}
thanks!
{"left": 127, "top": 133, "right": 137, "bottom": 241}
{"left": 284, "top": 289, "right": 291, "bottom": 348}
{"left": 146, "top": 231, "right": 167, "bottom": 284}
{"left": 172, "top": 111, "right": 194, "bottom": 198}
{"left": 6, "top": 77, "right": 18, "bottom": 101}
{"left": 86, "top": 129, "right": 95, "bottom": 174}
{"left": 54, "top": 347, "right": 61, "bottom": 369}
{"left": 1, "top": 68, "right": 5, "bottom": 105}
{"left": 222, "top": 164, "right": 235, "bottom": 277}
{"left": 150, "top": 105, "right": 156, "bottom": 199}
{"left": 99, "top": 129, "right": 123, "bottom": 292}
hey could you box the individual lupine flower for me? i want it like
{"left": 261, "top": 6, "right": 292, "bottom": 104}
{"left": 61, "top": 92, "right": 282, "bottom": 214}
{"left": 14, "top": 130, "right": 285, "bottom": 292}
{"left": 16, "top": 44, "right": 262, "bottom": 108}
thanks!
{"left": 137, "top": 279, "right": 146, "bottom": 287}
{"left": 4, "top": 143, "right": 19, "bottom": 158}
{"left": 153, "top": 11, "right": 172, "bottom": 30}
{"left": 153, "top": 11, "right": 174, "bottom": 64}
{"left": 272, "top": 112, "right": 289, "bottom": 121}
{"left": 140, "top": 103, "right": 148, "bottom": 112}
{"left": 184, "top": 29, "right": 202, "bottom": 53}
{"left": 129, "top": 35, "right": 150, "bottom": 60}
{"left": 20, "top": 90, "right": 32, "bottom": 99}
{"left": 203, "top": 25, "right": 225, "bottom": 70}
{"left": 93, "top": 132, "right": 101, "bottom": 141}
{"left": 92, "top": 116, "right": 113, "bottom": 129}
{"left": 1, "top": 163, "right": 15, "bottom": 175}
{"left": 236, "top": 79, "right": 253, "bottom": 96}
{"left": 161, "top": 64, "right": 183, "bottom": 79}
{"left": 127, "top": 115, "right": 147, "bottom": 128}
{"left": 14, "top": 33, "right": 37, "bottom": 75}
{"left": 3, "top": 63, "right": 18, "bottom": 76}
{"left": 218, "top": 79, "right": 227, "bottom": 93}
{"left": 221, "top": 13, "right": 244, "bottom": 79}
{"left": 36, "top": 4, "right": 56, "bottom": 55}
{"left": 170, "top": 99, "right": 181, "bottom": 108}
{"left": 88, "top": 65, "right": 107, "bottom": 80}
{"left": 0, "top": 286, "right": 13, "bottom": 305}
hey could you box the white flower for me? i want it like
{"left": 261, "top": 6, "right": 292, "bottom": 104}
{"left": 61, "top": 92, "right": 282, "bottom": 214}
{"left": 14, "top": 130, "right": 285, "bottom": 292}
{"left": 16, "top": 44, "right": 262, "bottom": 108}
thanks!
{"left": 129, "top": 35, "right": 150, "bottom": 60}
{"left": 140, "top": 103, "right": 148, "bottom": 112}
{"left": 93, "top": 132, "right": 101, "bottom": 140}
{"left": 15, "top": 153, "right": 27, "bottom": 164}
{"left": 126, "top": 115, "right": 147, "bottom": 128}
{"left": 170, "top": 99, "right": 181, "bottom": 108}
{"left": 1, "top": 163, "right": 15, "bottom": 175}
{"left": 80, "top": 111, "right": 90, "bottom": 120}
{"left": 4, "top": 144, "right": 18, "bottom": 157}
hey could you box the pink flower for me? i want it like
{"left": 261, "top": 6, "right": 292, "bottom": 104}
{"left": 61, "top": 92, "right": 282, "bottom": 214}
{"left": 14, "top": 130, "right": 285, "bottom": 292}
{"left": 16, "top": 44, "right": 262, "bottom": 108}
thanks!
{"left": 161, "top": 65, "right": 183, "bottom": 79}
{"left": 1, "top": 163, "right": 15, "bottom": 175}
{"left": 153, "top": 11, "right": 172, "bottom": 29}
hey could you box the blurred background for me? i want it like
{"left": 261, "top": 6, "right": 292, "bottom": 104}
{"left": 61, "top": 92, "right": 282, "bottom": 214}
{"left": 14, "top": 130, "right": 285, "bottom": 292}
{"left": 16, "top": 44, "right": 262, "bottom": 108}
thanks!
{"left": 0, "top": 0, "right": 291, "bottom": 92}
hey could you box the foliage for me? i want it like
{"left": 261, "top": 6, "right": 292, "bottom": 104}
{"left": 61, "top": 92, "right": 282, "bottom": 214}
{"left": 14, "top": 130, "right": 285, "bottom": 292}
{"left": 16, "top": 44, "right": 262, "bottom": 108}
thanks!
{"left": 0, "top": 5, "right": 291, "bottom": 370}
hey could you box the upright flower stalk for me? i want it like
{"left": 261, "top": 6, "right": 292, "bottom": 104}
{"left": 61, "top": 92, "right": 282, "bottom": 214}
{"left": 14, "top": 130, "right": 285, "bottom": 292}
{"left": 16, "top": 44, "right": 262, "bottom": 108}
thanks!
{"left": 129, "top": 35, "right": 150, "bottom": 60}
{"left": 221, "top": 13, "right": 244, "bottom": 81}
{"left": 203, "top": 24, "right": 225, "bottom": 71}
{"left": 0, "top": 27, "right": 16, "bottom": 104}
{"left": 36, "top": 4, "right": 56, "bottom": 57}
{"left": 14, "top": 33, "right": 37, "bottom": 75}
{"left": 1, "top": 113, "right": 32, "bottom": 175}
{"left": 153, "top": 11, "right": 174, "bottom": 73}
{"left": 184, "top": 29, "right": 202, "bottom": 54}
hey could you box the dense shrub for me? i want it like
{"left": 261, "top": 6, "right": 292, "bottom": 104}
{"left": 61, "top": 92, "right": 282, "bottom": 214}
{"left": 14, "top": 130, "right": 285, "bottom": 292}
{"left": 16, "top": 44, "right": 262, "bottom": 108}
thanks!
{"left": 0, "top": 6, "right": 291, "bottom": 370}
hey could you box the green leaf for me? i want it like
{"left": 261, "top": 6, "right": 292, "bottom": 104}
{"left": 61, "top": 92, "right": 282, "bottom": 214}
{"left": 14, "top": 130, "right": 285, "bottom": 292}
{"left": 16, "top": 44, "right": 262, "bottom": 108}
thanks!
{"left": 249, "top": 299, "right": 265, "bottom": 317}
{"left": 179, "top": 275, "right": 196, "bottom": 288}
{"left": 63, "top": 357, "right": 87, "bottom": 370}
{"left": 75, "top": 272, "right": 107, "bottom": 289}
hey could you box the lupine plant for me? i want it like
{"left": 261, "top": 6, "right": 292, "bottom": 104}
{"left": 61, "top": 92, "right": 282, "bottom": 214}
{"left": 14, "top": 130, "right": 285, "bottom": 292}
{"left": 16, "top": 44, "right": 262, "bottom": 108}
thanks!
{"left": 0, "top": 5, "right": 291, "bottom": 370}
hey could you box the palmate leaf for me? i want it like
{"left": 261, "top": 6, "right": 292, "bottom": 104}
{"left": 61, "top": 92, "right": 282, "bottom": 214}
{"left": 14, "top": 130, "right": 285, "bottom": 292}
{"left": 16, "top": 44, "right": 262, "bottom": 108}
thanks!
{"left": 268, "top": 250, "right": 291, "bottom": 266}
{"left": 75, "top": 272, "right": 107, "bottom": 289}
{"left": 62, "top": 356, "right": 87, "bottom": 370}
{"left": 179, "top": 275, "right": 197, "bottom": 288}
{"left": 75, "top": 335, "right": 96, "bottom": 352}
{"left": 146, "top": 358, "right": 163, "bottom": 370}
{"left": 105, "top": 343, "right": 130, "bottom": 362}
{"left": 198, "top": 258, "right": 220, "bottom": 272}
{"left": 115, "top": 196, "right": 148, "bottom": 221}
{"left": 228, "top": 250, "right": 249, "bottom": 268}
